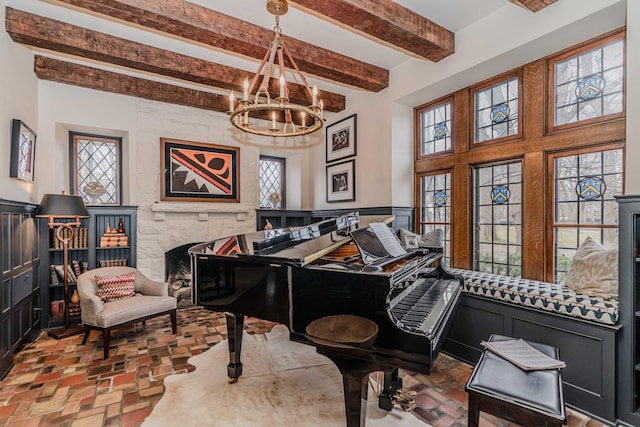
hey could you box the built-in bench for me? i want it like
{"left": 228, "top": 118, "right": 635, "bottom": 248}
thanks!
{"left": 437, "top": 268, "right": 620, "bottom": 423}
{"left": 448, "top": 268, "right": 619, "bottom": 325}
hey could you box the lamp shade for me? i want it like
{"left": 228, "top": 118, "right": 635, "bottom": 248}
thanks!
{"left": 36, "top": 193, "right": 89, "bottom": 218}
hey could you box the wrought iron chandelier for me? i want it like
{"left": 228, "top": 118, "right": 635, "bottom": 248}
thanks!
{"left": 228, "top": 0, "right": 324, "bottom": 138}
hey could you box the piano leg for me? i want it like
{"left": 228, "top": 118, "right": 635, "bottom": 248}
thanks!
{"left": 225, "top": 313, "right": 244, "bottom": 383}
{"left": 316, "top": 349, "right": 378, "bottom": 427}
{"left": 378, "top": 368, "right": 401, "bottom": 411}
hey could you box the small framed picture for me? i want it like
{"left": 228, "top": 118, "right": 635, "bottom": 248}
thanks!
{"left": 326, "top": 114, "right": 356, "bottom": 163}
{"left": 404, "top": 236, "right": 419, "bottom": 249}
{"left": 10, "top": 119, "right": 36, "bottom": 182}
{"left": 326, "top": 159, "right": 355, "bottom": 203}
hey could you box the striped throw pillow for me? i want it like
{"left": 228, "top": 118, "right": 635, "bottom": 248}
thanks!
{"left": 95, "top": 271, "right": 136, "bottom": 303}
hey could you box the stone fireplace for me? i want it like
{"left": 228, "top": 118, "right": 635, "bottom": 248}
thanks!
{"left": 165, "top": 242, "right": 201, "bottom": 307}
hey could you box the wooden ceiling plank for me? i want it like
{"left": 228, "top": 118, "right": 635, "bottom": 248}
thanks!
{"left": 288, "top": 0, "right": 454, "bottom": 62}
{"left": 45, "top": 0, "right": 389, "bottom": 91}
{"left": 509, "top": 0, "right": 558, "bottom": 12}
{"left": 6, "top": 8, "right": 345, "bottom": 112}
{"left": 34, "top": 55, "right": 284, "bottom": 122}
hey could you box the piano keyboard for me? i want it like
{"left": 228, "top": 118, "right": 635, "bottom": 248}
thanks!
{"left": 387, "top": 276, "right": 461, "bottom": 338}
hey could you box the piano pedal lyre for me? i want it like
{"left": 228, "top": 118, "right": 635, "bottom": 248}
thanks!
{"left": 392, "top": 388, "right": 416, "bottom": 411}
{"left": 369, "top": 371, "right": 416, "bottom": 412}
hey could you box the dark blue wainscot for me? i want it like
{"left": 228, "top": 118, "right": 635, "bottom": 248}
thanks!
{"left": 442, "top": 293, "right": 619, "bottom": 423}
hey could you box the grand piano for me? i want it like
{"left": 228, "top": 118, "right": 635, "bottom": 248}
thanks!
{"left": 189, "top": 213, "right": 462, "bottom": 426}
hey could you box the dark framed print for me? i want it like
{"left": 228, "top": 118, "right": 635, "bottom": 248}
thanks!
{"left": 160, "top": 138, "right": 240, "bottom": 202}
{"left": 326, "top": 159, "right": 355, "bottom": 203}
{"left": 326, "top": 114, "right": 356, "bottom": 163}
{"left": 10, "top": 119, "right": 36, "bottom": 182}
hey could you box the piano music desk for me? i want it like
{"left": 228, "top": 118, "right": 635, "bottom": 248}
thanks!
{"left": 465, "top": 334, "right": 566, "bottom": 427}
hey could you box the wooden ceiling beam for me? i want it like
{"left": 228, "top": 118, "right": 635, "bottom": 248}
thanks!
{"left": 45, "top": 0, "right": 389, "bottom": 92}
{"left": 508, "top": 0, "right": 558, "bottom": 12}
{"left": 288, "top": 0, "right": 454, "bottom": 62}
{"left": 6, "top": 8, "right": 345, "bottom": 112}
{"left": 34, "top": 55, "right": 282, "bottom": 123}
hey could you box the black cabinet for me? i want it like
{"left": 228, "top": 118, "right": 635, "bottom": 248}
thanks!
{"left": 0, "top": 199, "right": 40, "bottom": 380}
{"left": 256, "top": 209, "right": 311, "bottom": 230}
{"left": 617, "top": 195, "right": 640, "bottom": 426}
{"left": 40, "top": 206, "right": 137, "bottom": 328}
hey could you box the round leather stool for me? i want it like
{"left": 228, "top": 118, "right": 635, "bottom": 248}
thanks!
{"left": 306, "top": 314, "right": 378, "bottom": 348}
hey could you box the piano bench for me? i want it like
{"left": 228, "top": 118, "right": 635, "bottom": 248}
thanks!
{"left": 465, "top": 334, "right": 566, "bottom": 427}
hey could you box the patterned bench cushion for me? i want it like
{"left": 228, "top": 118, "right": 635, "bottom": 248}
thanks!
{"left": 448, "top": 268, "right": 619, "bottom": 325}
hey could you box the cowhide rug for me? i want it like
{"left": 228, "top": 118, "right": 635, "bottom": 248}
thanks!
{"left": 142, "top": 325, "right": 428, "bottom": 427}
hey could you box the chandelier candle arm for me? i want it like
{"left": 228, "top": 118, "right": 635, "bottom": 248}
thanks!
{"left": 279, "top": 75, "right": 285, "bottom": 99}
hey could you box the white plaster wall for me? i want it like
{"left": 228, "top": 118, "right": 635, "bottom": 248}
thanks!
{"left": 341, "top": 0, "right": 629, "bottom": 208}
{"left": 312, "top": 92, "right": 394, "bottom": 210}
{"left": 36, "top": 81, "right": 316, "bottom": 280}
{"left": 0, "top": 2, "right": 38, "bottom": 204}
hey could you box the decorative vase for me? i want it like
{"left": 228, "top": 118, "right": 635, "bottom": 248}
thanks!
{"left": 83, "top": 181, "right": 106, "bottom": 204}
{"left": 70, "top": 289, "right": 80, "bottom": 304}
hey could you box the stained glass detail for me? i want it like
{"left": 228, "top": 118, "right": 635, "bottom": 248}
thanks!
{"left": 554, "top": 37, "right": 623, "bottom": 126}
{"left": 74, "top": 135, "right": 120, "bottom": 205}
{"left": 553, "top": 149, "right": 622, "bottom": 282}
{"left": 421, "top": 173, "right": 451, "bottom": 266}
{"left": 576, "top": 75, "right": 605, "bottom": 100}
{"left": 433, "top": 190, "right": 447, "bottom": 207}
{"left": 474, "top": 162, "right": 522, "bottom": 277}
{"left": 490, "top": 103, "right": 510, "bottom": 124}
{"left": 420, "top": 102, "right": 452, "bottom": 155}
{"left": 575, "top": 176, "right": 606, "bottom": 200}
{"left": 491, "top": 185, "right": 511, "bottom": 204}
{"left": 475, "top": 77, "right": 519, "bottom": 143}
{"left": 259, "top": 156, "right": 285, "bottom": 209}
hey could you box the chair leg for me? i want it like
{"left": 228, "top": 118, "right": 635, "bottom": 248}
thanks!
{"left": 170, "top": 309, "right": 177, "bottom": 334}
{"left": 103, "top": 329, "right": 110, "bottom": 359}
{"left": 82, "top": 329, "right": 91, "bottom": 345}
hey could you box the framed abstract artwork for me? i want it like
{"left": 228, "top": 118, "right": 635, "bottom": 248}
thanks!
{"left": 326, "top": 159, "right": 355, "bottom": 203}
{"left": 326, "top": 114, "right": 356, "bottom": 163}
{"left": 10, "top": 119, "right": 36, "bottom": 182}
{"left": 160, "top": 138, "right": 240, "bottom": 202}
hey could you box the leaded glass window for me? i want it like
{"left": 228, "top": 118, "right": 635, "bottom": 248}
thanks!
{"left": 474, "top": 161, "right": 522, "bottom": 276}
{"left": 474, "top": 77, "right": 519, "bottom": 143}
{"left": 420, "top": 172, "right": 451, "bottom": 266}
{"left": 552, "top": 148, "right": 622, "bottom": 282}
{"left": 553, "top": 36, "right": 624, "bottom": 127}
{"left": 259, "top": 156, "right": 285, "bottom": 209}
{"left": 71, "top": 133, "right": 121, "bottom": 205}
{"left": 419, "top": 100, "right": 452, "bottom": 156}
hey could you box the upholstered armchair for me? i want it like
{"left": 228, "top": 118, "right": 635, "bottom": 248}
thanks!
{"left": 76, "top": 266, "right": 177, "bottom": 359}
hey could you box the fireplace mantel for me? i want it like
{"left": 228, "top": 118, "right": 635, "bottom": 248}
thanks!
{"left": 151, "top": 202, "right": 251, "bottom": 221}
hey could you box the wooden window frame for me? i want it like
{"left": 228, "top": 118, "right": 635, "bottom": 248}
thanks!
{"left": 544, "top": 142, "right": 625, "bottom": 283}
{"left": 469, "top": 69, "right": 523, "bottom": 147}
{"left": 415, "top": 169, "right": 453, "bottom": 265}
{"left": 259, "top": 155, "right": 286, "bottom": 209}
{"left": 414, "top": 95, "right": 455, "bottom": 160}
{"left": 414, "top": 29, "right": 626, "bottom": 281}
{"left": 546, "top": 29, "right": 626, "bottom": 134}
{"left": 70, "top": 132, "right": 122, "bottom": 206}
{"left": 472, "top": 159, "right": 524, "bottom": 277}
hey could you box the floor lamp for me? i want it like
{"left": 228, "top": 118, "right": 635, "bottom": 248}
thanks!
{"left": 36, "top": 192, "right": 89, "bottom": 339}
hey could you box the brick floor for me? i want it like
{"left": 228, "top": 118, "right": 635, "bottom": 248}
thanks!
{"left": 0, "top": 307, "right": 608, "bottom": 426}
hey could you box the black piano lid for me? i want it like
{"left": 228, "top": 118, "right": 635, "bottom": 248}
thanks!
{"left": 188, "top": 213, "right": 395, "bottom": 267}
